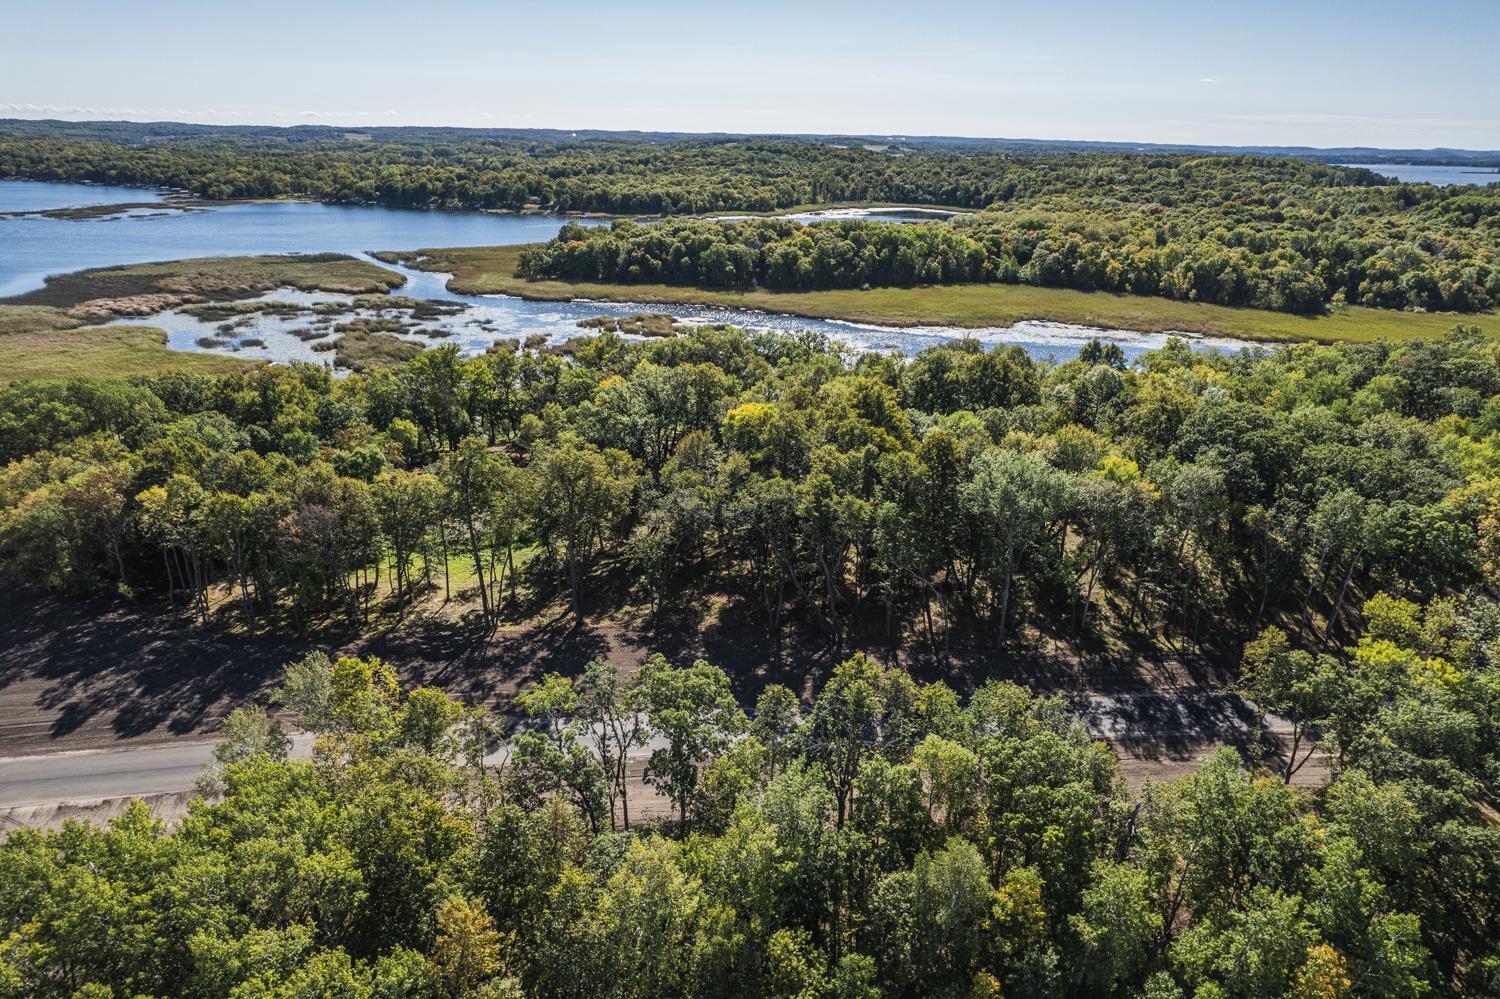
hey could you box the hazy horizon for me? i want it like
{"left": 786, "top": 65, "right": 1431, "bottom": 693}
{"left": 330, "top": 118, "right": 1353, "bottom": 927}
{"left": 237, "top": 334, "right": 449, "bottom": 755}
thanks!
{"left": 7, "top": 117, "right": 1500, "bottom": 156}
{"left": 4, "top": 0, "right": 1499, "bottom": 149}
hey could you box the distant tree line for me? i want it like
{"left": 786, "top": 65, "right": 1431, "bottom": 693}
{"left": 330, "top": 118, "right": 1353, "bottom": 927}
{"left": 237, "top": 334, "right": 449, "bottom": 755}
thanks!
{"left": 5, "top": 134, "right": 1406, "bottom": 214}
{"left": 519, "top": 197, "right": 1500, "bottom": 314}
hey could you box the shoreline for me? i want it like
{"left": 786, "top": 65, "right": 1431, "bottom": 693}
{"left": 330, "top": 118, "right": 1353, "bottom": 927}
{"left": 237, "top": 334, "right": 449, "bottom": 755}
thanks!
{"left": 4, "top": 176, "right": 1495, "bottom": 350}
{"left": 1, "top": 177, "right": 970, "bottom": 223}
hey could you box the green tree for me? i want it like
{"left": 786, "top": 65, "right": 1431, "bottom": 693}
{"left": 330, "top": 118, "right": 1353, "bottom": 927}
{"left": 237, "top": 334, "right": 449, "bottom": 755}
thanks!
{"left": 441, "top": 437, "right": 509, "bottom": 628}
{"left": 534, "top": 439, "right": 638, "bottom": 624}
{"left": 577, "top": 656, "right": 649, "bottom": 831}
{"left": 962, "top": 448, "right": 1075, "bottom": 644}
{"left": 632, "top": 655, "right": 747, "bottom": 825}
{"left": 373, "top": 468, "right": 441, "bottom": 619}
{"left": 1240, "top": 628, "right": 1344, "bottom": 783}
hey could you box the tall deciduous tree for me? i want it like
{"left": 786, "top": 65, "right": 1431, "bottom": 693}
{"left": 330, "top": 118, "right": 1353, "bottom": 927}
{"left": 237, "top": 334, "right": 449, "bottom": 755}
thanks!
{"left": 632, "top": 655, "right": 747, "bottom": 825}
{"left": 962, "top": 448, "right": 1075, "bottom": 644}
{"left": 534, "top": 438, "right": 638, "bottom": 624}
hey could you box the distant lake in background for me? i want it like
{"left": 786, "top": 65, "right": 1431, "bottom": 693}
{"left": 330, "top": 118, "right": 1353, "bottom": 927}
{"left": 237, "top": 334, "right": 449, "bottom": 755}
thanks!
{"left": 1339, "top": 163, "right": 1500, "bottom": 186}
{"left": 0, "top": 179, "right": 581, "bottom": 299}
{"left": 0, "top": 179, "right": 165, "bottom": 213}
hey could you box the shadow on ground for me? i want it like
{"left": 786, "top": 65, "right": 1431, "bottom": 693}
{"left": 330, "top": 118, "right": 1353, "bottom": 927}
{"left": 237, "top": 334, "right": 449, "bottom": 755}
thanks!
{"left": 0, "top": 588, "right": 1241, "bottom": 756}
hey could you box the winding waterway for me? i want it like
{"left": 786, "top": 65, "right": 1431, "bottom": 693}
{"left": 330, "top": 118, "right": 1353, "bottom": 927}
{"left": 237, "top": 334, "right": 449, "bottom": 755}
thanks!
{"left": 1, "top": 179, "right": 1258, "bottom": 364}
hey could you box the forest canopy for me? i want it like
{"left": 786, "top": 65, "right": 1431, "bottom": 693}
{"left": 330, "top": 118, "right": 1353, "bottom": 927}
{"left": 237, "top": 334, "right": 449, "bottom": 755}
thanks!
{"left": 2, "top": 626, "right": 1498, "bottom": 997}
{"left": 517, "top": 190, "right": 1500, "bottom": 314}
{"left": 0, "top": 132, "right": 1398, "bottom": 213}
{"left": 2, "top": 324, "right": 1499, "bottom": 658}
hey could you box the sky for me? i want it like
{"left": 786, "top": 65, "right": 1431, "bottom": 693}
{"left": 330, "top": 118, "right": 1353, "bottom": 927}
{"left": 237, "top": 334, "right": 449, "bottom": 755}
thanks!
{"left": 3, "top": 0, "right": 1499, "bottom": 150}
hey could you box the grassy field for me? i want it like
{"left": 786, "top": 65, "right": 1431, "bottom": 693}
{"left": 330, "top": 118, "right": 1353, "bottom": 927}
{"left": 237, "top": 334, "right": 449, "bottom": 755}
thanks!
{"left": 0, "top": 254, "right": 405, "bottom": 384}
{"left": 392, "top": 245, "right": 1500, "bottom": 345}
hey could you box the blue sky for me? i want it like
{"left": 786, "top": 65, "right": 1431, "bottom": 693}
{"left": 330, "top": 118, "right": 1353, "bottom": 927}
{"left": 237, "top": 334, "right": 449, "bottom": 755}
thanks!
{"left": 3, "top": 0, "right": 1498, "bottom": 149}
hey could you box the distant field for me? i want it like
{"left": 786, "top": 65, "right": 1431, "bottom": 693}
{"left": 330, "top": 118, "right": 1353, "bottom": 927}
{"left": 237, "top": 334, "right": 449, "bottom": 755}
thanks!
{"left": 393, "top": 244, "right": 1499, "bottom": 345}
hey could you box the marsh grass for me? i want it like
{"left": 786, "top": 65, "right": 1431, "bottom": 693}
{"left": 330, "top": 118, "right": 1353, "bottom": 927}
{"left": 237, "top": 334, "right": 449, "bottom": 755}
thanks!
{"left": 0, "top": 324, "right": 244, "bottom": 385}
{"left": 392, "top": 244, "right": 1499, "bottom": 345}
{"left": 4, "top": 253, "right": 402, "bottom": 312}
{"left": 0, "top": 254, "right": 405, "bottom": 384}
{"left": 326, "top": 328, "right": 424, "bottom": 371}
{"left": 181, "top": 299, "right": 310, "bottom": 321}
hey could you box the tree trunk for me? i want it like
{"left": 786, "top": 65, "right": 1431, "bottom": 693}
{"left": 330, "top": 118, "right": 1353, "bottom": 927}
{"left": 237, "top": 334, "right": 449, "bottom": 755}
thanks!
{"left": 565, "top": 522, "right": 582, "bottom": 625}
{"left": 1302, "top": 545, "right": 1333, "bottom": 618}
{"left": 1322, "top": 550, "right": 1362, "bottom": 643}
{"left": 466, "top": 521, "right": 491, "bottom": 627}
{"left": 997, "top": 569, "right": 1013, "bottom": 646}
{"left": 162, "top": 548, "right": 176, "bottom": 611}
{"left": 439, "top": 520, "right": 451, "bottom": 603}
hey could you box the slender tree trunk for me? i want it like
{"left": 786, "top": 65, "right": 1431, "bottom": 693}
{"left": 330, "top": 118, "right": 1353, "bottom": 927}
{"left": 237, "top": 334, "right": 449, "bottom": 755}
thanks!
{"left": 1302, "top": 545, "right": 1333, "bottom": 618}
{"left": 439, "top": 521, "right": 451, "bottom": 603}
{"left": 1079, "top": 549, "right": 1107, "bottom": 629}
{"left": 1283, "top": 723, "right": 1303, "bottom": 784}
{"left": 817, "top": 550, "right": 842, "bottom": 634}
{"left": 466, "top": 521, "right": 491, "bottom": 627}
{"left": 393, "top": 550, "right": 407, "bottom": 621}
{"left": 162, "top": 548, "right": 177, "bottom": 611}
{"left": 921, "top": 581, "right": 935, "bottom": 652}
{"left": 613, "top": 724, "right": 633, "bottom": 831}
{"left": 486, "top": 538, "right": 501, "bottom": 612}
{"left": 565, "top": 522, "right": 582, "bottom": 624}
{"left": 238, "top": 567, "right": 254, "bottom": 632}
{"left": 997, "top": 569, "right": 1013, "bottom": 646}
{"left": 106, "top": 530, "right": 128, "bottom": 588}
{"left": 1323, "top": 550, "right": 1362, "bottom": 643}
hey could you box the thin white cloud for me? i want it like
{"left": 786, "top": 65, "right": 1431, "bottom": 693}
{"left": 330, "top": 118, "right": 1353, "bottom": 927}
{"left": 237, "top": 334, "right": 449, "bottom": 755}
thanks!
{"left": 0, "top": 102, "right": 211, "bottom": 116}
{"left": 274, "top": 108, "right": 402, "bottom": 119}
{"left": 1198, "top": 78, "right": 1218, "bottom": 84}
{"left": 0, "top": 101, "right": 404, "bottom": 122}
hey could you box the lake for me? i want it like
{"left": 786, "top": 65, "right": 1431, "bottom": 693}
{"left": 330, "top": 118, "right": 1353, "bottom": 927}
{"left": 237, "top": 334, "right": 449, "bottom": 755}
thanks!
{"left": 1339, "top": 163, "right": 1500, "bottom": 187}
{"left": 0, "top": 179, "right": 167, "bottom": 213}
{"left": 1, "top": 179, "right": 1257, "bottom": 365}
{"left": 0, "top": 179, "right": 584, "bottom": 298}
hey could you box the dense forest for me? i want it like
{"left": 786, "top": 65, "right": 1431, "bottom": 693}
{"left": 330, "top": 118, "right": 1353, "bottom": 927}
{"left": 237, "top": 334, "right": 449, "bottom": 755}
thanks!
{"left": 2, "top": 324, "right": 1498, "bottom": 656}
{"left": 2, "top": 618, "right": 1498, "bottom": 997}
{"left": 519, "top": 191, "right": 1500, "bottom": 315}
{"left": 0, "top": 130, "right": 1390, "bottom": 212}
{"left": 6, "top": 132, "right": 1498, "bottom": 314}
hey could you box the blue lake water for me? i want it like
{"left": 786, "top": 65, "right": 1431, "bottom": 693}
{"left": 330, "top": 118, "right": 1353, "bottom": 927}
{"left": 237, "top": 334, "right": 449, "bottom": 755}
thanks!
{"left": 0, "top": 179, "right": 1259, "bottom": 365}
{"left": 0, "top": 179, "right": 166, "bottom": 213}
{"left": 0, "top": 181, "right": 586, "bottom": 298}
{"left": 1339, "top": 163, "right": 1500, "bottom": 187}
